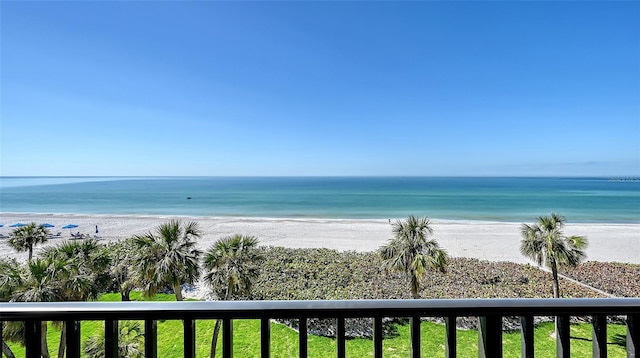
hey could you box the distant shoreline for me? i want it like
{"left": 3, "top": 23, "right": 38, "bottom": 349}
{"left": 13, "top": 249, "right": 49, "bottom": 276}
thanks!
{"left": 2, "top": 212, "right": 638, "bottom": 265}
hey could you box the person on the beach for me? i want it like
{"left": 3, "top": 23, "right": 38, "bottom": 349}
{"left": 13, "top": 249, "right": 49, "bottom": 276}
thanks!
{"left": 96, "top": 225, "right": 99, "bottom": 234}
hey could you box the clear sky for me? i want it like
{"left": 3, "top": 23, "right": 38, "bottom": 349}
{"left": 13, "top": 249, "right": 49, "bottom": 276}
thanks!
{"left": 1, "top": 1, "right": 638, "bottom": 177}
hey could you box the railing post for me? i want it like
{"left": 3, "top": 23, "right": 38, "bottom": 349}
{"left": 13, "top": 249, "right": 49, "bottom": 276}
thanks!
{"left": 298, "top": 317, "right": 308, "bottom": 358}
{"left": 183, "top": 318, "right": 195, "bottom": 358}
{"left": 66, "top": 319, "right": 81, "bottom": 358}
{"left": 410, "top": 315, "right": 421, "bottom": 358}
{"left": 336, "top": 317, "right": 345, "bottom": 358}
{"left": 592, "top": 315, "right": 607, "bottom": 358}
{"left": 25, "top": 320, "right": 41, "bottom": 358}
{"left": 261, "top": 318, "right": 270, "bottom": 358}
{"left": 520, "top": 315, "right": 534, "bottom": 358}
{"left": 556, "top": 315, "right": 570, "bottom": 358}
{"left": 445, "top": 316, "right": 457, "bottom": 358}
{"left": 479, "top": 315, "right": 502, "bottom": 358}
{"left": 373, "top": 316, "right": 383, "bottom": 358}
{"left": 223, "top": 317, "right": 233, "bottom": 358}
{"left": 629, "top": 314, "right": 639, "bottom": 358}
{"left": 145, "top": 319, "right": 158, "bottom": 358}
{"left": 105, "top": 320, "right": 118, "bottom": 358}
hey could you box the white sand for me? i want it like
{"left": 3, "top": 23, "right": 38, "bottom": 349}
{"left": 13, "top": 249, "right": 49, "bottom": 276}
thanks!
{"left": 1, "top": 212, "right": 638, "bottom": 265}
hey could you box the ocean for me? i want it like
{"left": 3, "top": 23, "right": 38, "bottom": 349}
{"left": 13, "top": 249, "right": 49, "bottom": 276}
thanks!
{"left": 0, "top": 177, "right": 639, "bottom": 223}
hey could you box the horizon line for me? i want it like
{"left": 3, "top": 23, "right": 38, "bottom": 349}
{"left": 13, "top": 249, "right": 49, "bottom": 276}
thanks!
{"left": 2, "top": 175, "right": 640, "bottom": 179}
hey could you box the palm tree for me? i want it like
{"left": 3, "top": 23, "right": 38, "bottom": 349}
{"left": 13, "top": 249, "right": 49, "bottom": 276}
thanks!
{"left": 379, "top": 215, "right": 448, "bottom": 299}
{"left": 0, "top": 258, "right": 21, "bottom": 358}
{"left": 8, "top": 222, "right": 49, "bottom": 260}
{"left": 41, "top": 239, "right": 111, "bottom": 358}
{"left": 0, "top": 258, "right": 21, "bottom": 301}
{"left": 203, "top": 235, "right": 264, "bottom": 358}
{"left": 84, "top": 321, "right": 144, "bottom": 358}
{"left": 11, "top": 257, "right": 69, "bottom": 358}
{"left": 41, "top": 239, "right": 111, "bottom": 300}
{"left": 520, "top": 213, "right": 588, "bottom": 298}
{"left": 133, "top": 220, "right": 202, "bottom": 301}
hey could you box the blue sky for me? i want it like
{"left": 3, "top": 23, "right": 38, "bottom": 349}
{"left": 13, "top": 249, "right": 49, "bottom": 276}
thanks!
{"left": 1, "top": 1, "right": 638, "bottom": 177}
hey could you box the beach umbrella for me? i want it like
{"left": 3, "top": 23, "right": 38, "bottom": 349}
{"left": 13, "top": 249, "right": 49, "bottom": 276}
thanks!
{"left": 10, "top": 223, "right": 27, "bottom": 227}
{"left": 42, "top": 223, "right": 55, "bottom": 228}
{"left": 63, "top": 224, "right": 79, "bottom": 236}
{"left": 0, "top": 224, "right": 3, "bottom": 227}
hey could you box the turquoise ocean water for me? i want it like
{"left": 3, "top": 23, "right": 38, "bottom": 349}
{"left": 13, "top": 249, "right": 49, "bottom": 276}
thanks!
{"left": 0, "top": 177, "right": 639, "bottom": 223}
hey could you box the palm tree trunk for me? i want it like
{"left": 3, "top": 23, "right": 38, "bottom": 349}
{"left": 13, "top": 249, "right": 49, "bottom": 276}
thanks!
{"left": 121, "top": 290, "right": 131, "bottom": 301}
{"left": 210, "top": 284, "right": 234, "bottom": 358}
{"left": 174, "top": 280, "right": 189, "bottom": 358}
{"left": 173, "top": 283, "right": 183, "bottom": 301}
{"left": 550, "top": 260, "right": 563, "bottom": 341}
{"left": 28, "top": 246, "right": 33, "bottom": 261}
{"left": 41, "top": 321, "right": 50, "bottom": 358}
{"left": 551, "top": 261, "right": 560, "bottom": 298}
{"left": 57, "top": 321, "right": 66, "bottom": 358}
{"left": 210, "top": 319, "right": 222, "bottom": 358}
{"left": 2, "top": 341, "right": 16, "bottom": 358}
{"left": 410, "top": 271, "right": 420, "bottom": 299}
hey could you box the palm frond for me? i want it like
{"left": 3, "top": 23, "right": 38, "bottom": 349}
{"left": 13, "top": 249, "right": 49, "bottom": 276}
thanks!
{"left": 520, "top": 214, "right": 589, "bottom": 297}
{"left": 380, "top": 215, "right": 447, "bottom": 298}
{"left": 203, "top": 235, "right": 263, "bottom": 300}
{"left": 132, "top": 220, "right": 202, "bottom": 300}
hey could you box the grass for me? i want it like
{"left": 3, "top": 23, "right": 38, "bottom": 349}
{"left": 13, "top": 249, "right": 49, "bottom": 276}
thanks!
{"left": 4, "top": 293, "right": 630, "bottom": 357}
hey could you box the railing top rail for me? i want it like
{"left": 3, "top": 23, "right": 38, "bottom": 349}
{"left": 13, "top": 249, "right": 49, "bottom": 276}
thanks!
{"left": 2, "top": 298, "right": 640, "bottom": 321}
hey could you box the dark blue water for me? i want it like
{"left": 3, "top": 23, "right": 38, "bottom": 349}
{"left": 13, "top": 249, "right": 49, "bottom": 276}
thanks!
{"left": 1, "top": 177, "right": 639, "bottom": 223}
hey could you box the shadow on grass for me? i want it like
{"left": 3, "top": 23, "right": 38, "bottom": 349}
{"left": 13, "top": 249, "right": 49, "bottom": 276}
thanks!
{"left": 568, "top": 334, "right": 626, "bottom": 347}
{"left": 611, "top": 334, "right": 626, "bottom": 347}
{"left": 570, "top": 336, "right": 591, "bottom": 342}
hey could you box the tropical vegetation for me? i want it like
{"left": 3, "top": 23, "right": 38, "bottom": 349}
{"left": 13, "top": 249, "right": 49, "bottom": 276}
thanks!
{"left": 562, "top": 261, "right": 640, "bottom": 297}
{"left": 104, "top": 239, "right": 138, "bottom": 301}
{"left": 7, "top": 222, "right": 49, "bottom": 260}
{"left": 520, "top": 213, "right": 588, "bottom": 298}
{"left": 6, "top": 257, "right": 67, "bottom": 357}
{"left": 0, "top": 257, "right": 22, "bottom": 358}
{"left": 83, "top": 321, "right": 144, "bottom": 358}
{"left": 379, "top": 215, "right": 448, "bottom": 299}
{"left": 3, "top": 215, "right": 636, "bottom": 357}
{"left": 203, "top": 234, "right": 264, "bottom": 358}
{"left": 40, "top": 239, "right": 112, "bottom": 358}
{"left": 132, "top": 220, "right": 202, "bottom": 301}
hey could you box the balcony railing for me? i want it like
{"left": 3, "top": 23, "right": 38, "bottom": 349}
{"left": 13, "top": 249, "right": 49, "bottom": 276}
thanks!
{"left": 1, "top": 298, "right": 639, "bottom": 358}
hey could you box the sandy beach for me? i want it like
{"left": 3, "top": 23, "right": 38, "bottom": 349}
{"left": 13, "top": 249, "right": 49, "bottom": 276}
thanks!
{"left": 1, "top": 212, "right": 638, "bottom": 265}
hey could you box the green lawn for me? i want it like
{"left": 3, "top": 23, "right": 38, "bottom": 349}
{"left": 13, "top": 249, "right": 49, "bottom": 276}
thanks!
{"left": 4, "top": 293, "right": 629, "bottom": 357}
